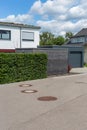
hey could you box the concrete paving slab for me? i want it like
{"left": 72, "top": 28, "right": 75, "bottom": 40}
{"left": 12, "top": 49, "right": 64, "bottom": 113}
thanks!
{"left": 0, "top": 68, "right": 87, "bottom": 130}
{"left": 70, "top": 67, "right": 87, "bottom": 74}
{"left": 10, "top": 94, "right": 87, "bottom": 130}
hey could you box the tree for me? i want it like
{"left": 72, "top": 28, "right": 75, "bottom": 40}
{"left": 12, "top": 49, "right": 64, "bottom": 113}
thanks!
{"left": 53, "top": 36, "right": 65, "bottom": 45}
{"left": 39, "top": 31, "right": 74, "bottom": 46}
{"left": 65, "top": 32, "right": 74, "bottom": 41}
{"left": 40, "top": 32, "right": 54, "bottom": 45}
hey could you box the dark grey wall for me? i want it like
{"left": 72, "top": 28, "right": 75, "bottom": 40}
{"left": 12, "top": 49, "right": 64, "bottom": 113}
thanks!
{"left": 16, "top": 48, "right": 68, "bottom": 75}
{"left": 55, "top": 45, "right": 84, "bottom": 68}
{"left": 39, "top": 45, "right": 84, "bottom": 68}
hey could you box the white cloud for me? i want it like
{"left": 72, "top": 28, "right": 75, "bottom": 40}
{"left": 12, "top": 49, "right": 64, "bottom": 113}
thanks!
{"left": 30, "top": 0, "right": 73, "bottom": 16}
{"left": 0, "top": 14, "right": 33, "bottom": 24}
{"left": 35, "top": 0, "right": 87, "bottom": 35}
{"left": 30, "top": 0, "right": 84, "bottom": 35}
{"left": 37, "top": 20, "right": 75, "bottom": 35}
{"left": 1, "top": 0, "right": 87, "bottom": 36}
{"left": 68, "top": 6, "right": 87, "bottom": 19}
{"left": 30, "top": 0, "right": 44, "bottom": 15}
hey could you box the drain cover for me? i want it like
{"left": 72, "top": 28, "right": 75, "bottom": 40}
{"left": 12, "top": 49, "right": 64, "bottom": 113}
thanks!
{"left": 19, "top": 84, "right": 32, "bottom": 87}
{"left": 21, "top": 89, "right": 37, "bottom": 93}
{"left": 37, "top": 96, "right": 57, "bottom": 101}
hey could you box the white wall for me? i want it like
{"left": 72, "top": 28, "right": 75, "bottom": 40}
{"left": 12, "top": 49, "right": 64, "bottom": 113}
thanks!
{"left": 0, "top": 25, "right": 40, "bottom": 49}
{"left": 21, "top": 28, "right": 40, "bottom": 48}
{"left": 0, "top": 26, "right": 20, "bottom": 49}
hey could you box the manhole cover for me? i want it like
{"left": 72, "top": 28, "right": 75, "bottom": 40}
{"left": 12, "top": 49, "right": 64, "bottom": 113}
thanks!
{"left": 21, "top": 89, "right": 38, "bottom": 93}
{"left": 37, "top": 96, "right": 57, "bottom": 101}
{"left": 19, "top": 84, "right": 32, "bottom": 87}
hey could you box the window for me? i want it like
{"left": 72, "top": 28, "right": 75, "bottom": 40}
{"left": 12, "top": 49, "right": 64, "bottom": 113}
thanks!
{"left": 71, "top": 38, "right": 77, "bottom": 43}
{"left": 71, "top": 37, "right": 85, "bottom": 43}
{"left": 77, "top": 37, "right": 85, "bottom": 42}
{"left": 0, "top": 30, "right": 11, "bottom": 40}
{"left": 22, "top": 31, "right": 34, "bottom": 41}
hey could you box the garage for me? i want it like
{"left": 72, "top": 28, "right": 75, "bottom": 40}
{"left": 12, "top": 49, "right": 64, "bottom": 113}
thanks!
{"left": 38, "top": 45, "right": 84, "bottom": 68}
{"left": 69, "top": 51, "right": 82, "bottom": 68}
{"left": 53, "top": 45, "right": 84, "bottom": 68}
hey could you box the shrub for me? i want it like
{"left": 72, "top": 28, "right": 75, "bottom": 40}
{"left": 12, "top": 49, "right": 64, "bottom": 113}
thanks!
{"left": 84, "top": 63, "right": 87, "bottom": 67}
{"left": 0, "top": 53, "right": 47, "bottom": 84}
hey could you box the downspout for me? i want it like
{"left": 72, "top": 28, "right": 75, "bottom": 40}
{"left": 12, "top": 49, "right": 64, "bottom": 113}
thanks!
{"left": 20, "top": 27, "right": 22, "bottom": 48}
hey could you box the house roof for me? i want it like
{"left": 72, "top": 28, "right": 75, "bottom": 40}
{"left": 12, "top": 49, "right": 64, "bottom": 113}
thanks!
{"left": 74, "top": 28, "right": 87, "bottom": 37}
{"left": 65, "top": 28, "right": 87, "bottom": 46}
{"left": 0, "top": 22, "right": 41, "bottom": 29}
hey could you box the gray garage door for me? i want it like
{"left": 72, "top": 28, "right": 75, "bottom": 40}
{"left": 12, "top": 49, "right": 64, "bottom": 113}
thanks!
{"left": 69, "top": 52, "right": 82, "bottom": 68}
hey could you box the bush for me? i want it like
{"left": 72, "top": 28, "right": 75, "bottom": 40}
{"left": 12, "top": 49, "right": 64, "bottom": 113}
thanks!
{"left": 0, "top": 53, "right": 47, "bottom": 84}
{"left": 84, "top": 63, "right": 87, "bottom": 67}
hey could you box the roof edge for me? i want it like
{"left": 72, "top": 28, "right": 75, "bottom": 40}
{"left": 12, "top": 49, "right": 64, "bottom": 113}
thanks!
{"left": 0, "top": 22, "right": 41, "bottom": 29}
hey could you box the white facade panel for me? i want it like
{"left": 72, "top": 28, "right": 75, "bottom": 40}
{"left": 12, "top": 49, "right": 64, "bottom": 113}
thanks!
{"left": 0, "top": 26, "right": 20, "bottom": 49}
{"left": 21, "top": 28, "right": 39, "bottom": 48}
{"left": 0, "top": 24, "right": 40, "bottom": 49}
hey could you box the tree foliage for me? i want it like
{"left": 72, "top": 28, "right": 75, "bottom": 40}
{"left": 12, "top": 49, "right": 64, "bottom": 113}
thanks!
{"left": 40, "top": 32, "right": 54, "bottom": 45}
{"left": 40, "top": 31, "right": 73, "bottom": 46}
{"left": 53, "top": 36, "right": 65, "bottom": 45}
{"left": 65, "top": 32, "right": 74, "bottom": 41}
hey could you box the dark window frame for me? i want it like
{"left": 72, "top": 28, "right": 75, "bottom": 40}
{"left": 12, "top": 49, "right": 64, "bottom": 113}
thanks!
{"left": 22, "top": 31, "right": 34, "bottom": 41}
{"left": 0, "top": 30, "right": 11, "bottom": 40}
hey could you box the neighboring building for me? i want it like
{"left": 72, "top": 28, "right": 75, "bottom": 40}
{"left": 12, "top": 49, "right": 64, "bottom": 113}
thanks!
{"left": 66, "top": 28, "right": 87, "bottom": 63}
{"left": 0, "top": 22, "right": 41, "bottom": 52}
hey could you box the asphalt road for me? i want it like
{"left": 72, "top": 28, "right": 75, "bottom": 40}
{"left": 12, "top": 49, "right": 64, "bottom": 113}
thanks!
{"left": 0, "top": 68, "right": 87, "bottom": 130}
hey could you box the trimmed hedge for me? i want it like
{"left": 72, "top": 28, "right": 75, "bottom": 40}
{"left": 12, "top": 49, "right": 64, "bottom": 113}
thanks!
{"left": 84, "top": 63, "right": 87, "bottom": 67}
{"left": 0, "top": 53, "right": 47, "bottom": 84}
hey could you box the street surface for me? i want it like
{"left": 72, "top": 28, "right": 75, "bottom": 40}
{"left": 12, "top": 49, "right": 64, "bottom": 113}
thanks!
{"left": 0, "top": 68, "right": 87, "bottom": 130}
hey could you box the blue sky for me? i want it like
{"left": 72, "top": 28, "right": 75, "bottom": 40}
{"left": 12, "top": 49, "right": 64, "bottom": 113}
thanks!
{"left": 0, "top": 0, "right": 35, "bottom": 17}
{"left": 0, "top": 0, "right": 87, "bottom": 36}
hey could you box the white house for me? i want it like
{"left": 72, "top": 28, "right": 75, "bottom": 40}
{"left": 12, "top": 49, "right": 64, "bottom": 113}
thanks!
{"left": 0, "top": 22, "right": 41, "bottom": 52}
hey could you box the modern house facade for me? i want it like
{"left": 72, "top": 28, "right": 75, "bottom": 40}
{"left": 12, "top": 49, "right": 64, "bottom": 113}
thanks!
{"left": 0, "top": 22, "right": 41, "bottom": 52}
{"left": 66, "top": 28, "right": 87, "bottom": 63}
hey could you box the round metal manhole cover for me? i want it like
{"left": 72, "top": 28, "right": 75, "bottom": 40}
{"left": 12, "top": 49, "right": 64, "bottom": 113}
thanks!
{"left": 37, "top": 96, "right": 57, "bottom": 101}
{"left": 21, "top": 89, "right": 38, "bottom": 93}
{"left": 19, "top": 84, "right": 32, "bottom": 87}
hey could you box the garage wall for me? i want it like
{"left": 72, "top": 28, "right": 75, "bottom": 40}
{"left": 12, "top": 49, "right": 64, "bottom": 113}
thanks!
{"left": 84, "top": 46, "right": 87, "bottom": 63}
{"left": 61, "top": 46, "right": 84, "bottom": 68}
{"left": 47, "top": 45, "right": 84, "bottom": 68}
{"left": 16, "top": 48, "right": 68, "bottom": 75}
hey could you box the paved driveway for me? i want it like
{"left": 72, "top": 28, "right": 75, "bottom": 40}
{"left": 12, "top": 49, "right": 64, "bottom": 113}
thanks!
{"left": 0, "top": 68, "right": 87, "bottom": 130}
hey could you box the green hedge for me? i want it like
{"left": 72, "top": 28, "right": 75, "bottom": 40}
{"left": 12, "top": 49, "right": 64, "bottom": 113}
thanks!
{"left": 84, "top": 63, "right": 87, "bottom": 67}
{"left": 0, "top": 53, "right": 47, "bottom": 84}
